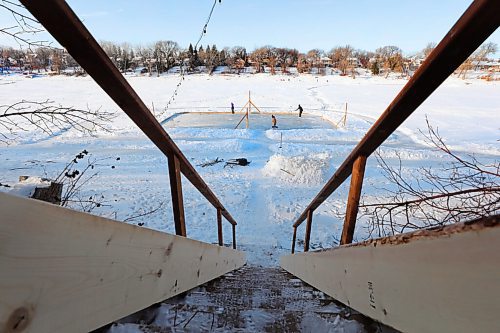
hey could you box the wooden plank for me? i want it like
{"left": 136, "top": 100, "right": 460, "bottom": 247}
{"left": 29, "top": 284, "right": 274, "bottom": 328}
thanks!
{"left": 217, "top": 208, "right": 223, "bottom": 246}
{"left": 0, "top": 192, "right": 246, "bottom": 333}
{"left": 291, "top": 227, "right": 297, "bottom": 254}
{"left": 304, "top": 210, "right": 313, "bottom": 252}
{"left": 281, "top": 216, "right": 500, "bottom": 333}
{"left": 168, "top": 154, "right": 186, "bottom": 236}
{"left": 340, "top": 155, "right": 367, "bottom": 245}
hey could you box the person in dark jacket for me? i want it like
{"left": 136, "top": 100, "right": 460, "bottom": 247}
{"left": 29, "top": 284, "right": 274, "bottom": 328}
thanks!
{"left": 271, "top": 114, "right": 278, "bottom": 128}
{"left": 296, "top": 104, "right": 303, "bottom": 117}
{"left": 231, "top": 102, "right": 235, "bottom": 114}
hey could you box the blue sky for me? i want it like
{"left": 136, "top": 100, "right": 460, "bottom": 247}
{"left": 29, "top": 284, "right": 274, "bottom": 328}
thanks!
{"left": 1, "top": 0, "right": 499, "bottom": 56}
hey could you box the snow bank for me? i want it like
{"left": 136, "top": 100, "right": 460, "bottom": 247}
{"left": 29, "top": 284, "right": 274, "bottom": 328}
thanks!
{"left": 262, "top": 153, "right": 331, "bottom": 186}
{"left": 6, "top": 176, "right": 51, "bottom": 198}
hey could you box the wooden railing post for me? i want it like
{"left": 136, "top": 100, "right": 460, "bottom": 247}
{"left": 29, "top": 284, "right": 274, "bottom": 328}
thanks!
{"left": 304, "top": 209, "right": 314, "bottom": 252}
{"left": 291, "top": 226, "right": 297, "bottom": 254}
{"left": 341, "top": 155, "right": 367, "bottom": 245}
{"left": 217, "top": 208, "right": 223, "bottom": 246}
{"left": 232, "top": 224, "right": 236, "bottom": 249}
{"left": 168, "top": 154, "right": 186, "bottom": 237}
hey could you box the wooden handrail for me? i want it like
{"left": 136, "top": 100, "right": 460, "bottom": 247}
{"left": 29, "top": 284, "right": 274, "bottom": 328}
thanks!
{"left": 20, "top": 0, "right": 237, "bottom": 246}
{"left": 292, "top": 0, "right": 499, "bottom": 251}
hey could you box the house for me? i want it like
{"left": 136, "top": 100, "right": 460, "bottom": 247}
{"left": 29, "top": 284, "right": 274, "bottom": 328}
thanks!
{"left": 347, "top": 57, "right": 362, "bottom": 68}
{"left": 320, "top": 56, "right": 332, "bottom": 67}
{"left": 471, "top": 59, "right": 500, "bottom": 71}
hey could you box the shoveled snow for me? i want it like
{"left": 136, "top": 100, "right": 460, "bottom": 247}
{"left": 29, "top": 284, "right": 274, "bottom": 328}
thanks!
{"left": 262, "top": 153, "right": 331, "bottom": 186}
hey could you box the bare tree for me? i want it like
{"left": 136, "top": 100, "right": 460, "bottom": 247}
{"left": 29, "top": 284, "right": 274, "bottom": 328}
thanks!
{"left": 472, "top": 42, "right": 497, "bottom": 71}
{"left": 296, "top": 53, "right": 309, "bottom": 73}
{"left": 284, "top": 48, "right": 299, "bottom": 73}
{"left": 375, "top": 45, "right": 404, "bottom": 78}
{"left": 421, "top": 42, "right": 436, "bottom": 59}
{"left": 354, "top": 49, "right": 374, "bottom": 69}
{"left": 358, "top": 119, "right": 499, "bottom": 238}
{"left": 0, "top": 100, "right": 115, "bottom": 144}
{"left": 306, "top": 49, "right": 323, "bottom": 74}
{"left": 249, "top": 47, "right": 268, "bottom": 73}
{"left": 226, "top": 46, "right": 247, "bottom": 73}
{"left": 458, "top": 42, "right": 497, "bottom": 79}
{"left": 153, "top": 40, "right": 180, "bottom": 76}
{"left": 329, "top": 45, "right": 354, "bottom": 76}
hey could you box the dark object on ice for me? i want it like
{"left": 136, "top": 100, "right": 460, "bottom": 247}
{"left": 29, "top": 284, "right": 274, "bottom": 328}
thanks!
{"left": 271, "top": 115, "right": 278, "bottom": 129}
{"left": 198, "top": 157, "right": 224, "bottom": 168}
{"left": 224, "top": 158, "right": 251, "bottom": 168}
{"left": 231, "top": 102, "right": 235, "bottom": 114}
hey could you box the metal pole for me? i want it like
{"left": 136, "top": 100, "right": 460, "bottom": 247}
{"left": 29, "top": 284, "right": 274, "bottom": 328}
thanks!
{"left": 217, "top": 208, "right": 223, "bottom": 246}
{"left": 232, "top": 224, "right": 236, "bottom": 249}
{"left": 304, "top": 209, "right": 313, "bottom": 252}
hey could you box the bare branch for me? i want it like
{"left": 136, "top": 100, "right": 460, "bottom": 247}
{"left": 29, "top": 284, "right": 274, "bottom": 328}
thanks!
{"left": 0, "top": 0, "right": 58, "bottom": 50}
{"left": 359, "top": 119, "right": 499, "bottom": 236}
{"left": 0, "top": 100, "right": 116, "bottom": 144}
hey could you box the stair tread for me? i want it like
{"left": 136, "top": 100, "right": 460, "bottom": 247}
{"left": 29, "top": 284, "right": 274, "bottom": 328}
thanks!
{"left": 107, "top": 265, "right": 398, "bottom": 332}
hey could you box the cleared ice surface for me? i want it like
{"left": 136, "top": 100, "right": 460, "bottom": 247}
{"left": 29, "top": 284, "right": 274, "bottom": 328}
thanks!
{"left": 163, "top": 112, "right": 336, "bottom": 130}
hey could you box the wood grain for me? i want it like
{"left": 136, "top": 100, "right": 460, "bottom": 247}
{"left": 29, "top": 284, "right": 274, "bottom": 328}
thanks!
{"left": 0, "top": 192, "right": 245, "bottom": 333}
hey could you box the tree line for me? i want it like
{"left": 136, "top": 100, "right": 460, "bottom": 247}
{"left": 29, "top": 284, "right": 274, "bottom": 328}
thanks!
{"left": 1, "top": 41, "right": 497, "bottom": 77}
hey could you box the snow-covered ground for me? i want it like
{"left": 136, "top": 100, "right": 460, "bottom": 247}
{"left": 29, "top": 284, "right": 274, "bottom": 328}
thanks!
{"left": 1, "top": 73, "right": 498, "bottom": 266}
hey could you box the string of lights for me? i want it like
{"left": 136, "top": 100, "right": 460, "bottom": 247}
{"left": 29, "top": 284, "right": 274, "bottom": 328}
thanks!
{"left": 161, "top": 0, "right": 221, "bottom": 118}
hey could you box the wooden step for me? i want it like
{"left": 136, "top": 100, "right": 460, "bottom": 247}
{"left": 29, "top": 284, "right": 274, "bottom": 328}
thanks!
{"left": 103, "top": 266, "right": 398, "bottom": 332}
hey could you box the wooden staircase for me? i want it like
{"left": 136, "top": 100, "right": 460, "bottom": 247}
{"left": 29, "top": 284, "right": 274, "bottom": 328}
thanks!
{"left": 105, "top": 265, "right": 397, "bottom": 332}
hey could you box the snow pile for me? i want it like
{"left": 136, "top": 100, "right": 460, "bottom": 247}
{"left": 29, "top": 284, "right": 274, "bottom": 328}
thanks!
{"left": 262, "top": 153, "right": 331, "bottom": 185}
{"left": 6, "top": 176, "right": 51, "bottom": 198}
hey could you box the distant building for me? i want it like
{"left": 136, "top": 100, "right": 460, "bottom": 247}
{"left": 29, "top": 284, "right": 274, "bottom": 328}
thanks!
{"left": 471, "top": 60, "right": 500, "bottom": 71}
{"left": 320, "top": 56, "right": 332, "bottom": 67}
{"left": 347, "top": 57, "right": 362, "bottom": 68}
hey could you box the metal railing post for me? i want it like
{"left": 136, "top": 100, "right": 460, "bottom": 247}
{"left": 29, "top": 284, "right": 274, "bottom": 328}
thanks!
{"left": 291, "top": 226, "right": 297, "bottom": 254}
{"left": 168, "top": 154, "right": 186, "bottom": 237}
{"left": 217, "top": 208, "right": 223, "bottom": 246}
{"left": 341, "top": 155, "right": 367, "bottom": 245}
{"left": 232, "top": 224, "right": 236, "bottom": 249}
{"left": 304, "top": 209, "right": 314, "bottom": 252}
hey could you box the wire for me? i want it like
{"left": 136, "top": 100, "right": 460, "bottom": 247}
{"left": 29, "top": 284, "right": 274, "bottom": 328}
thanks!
{"left": 194, "top": 0, "right": 218, "bottom": 50}
{"left": 161, "top": 0, "right": 221, "bottom": 117}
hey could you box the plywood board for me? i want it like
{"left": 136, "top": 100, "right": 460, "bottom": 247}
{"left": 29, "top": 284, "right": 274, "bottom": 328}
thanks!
{"left": 281, "top": 217, "right": 500, "bottom": 333}
{"left": 0, "top": 192, "right": 246, "bottom": 332}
